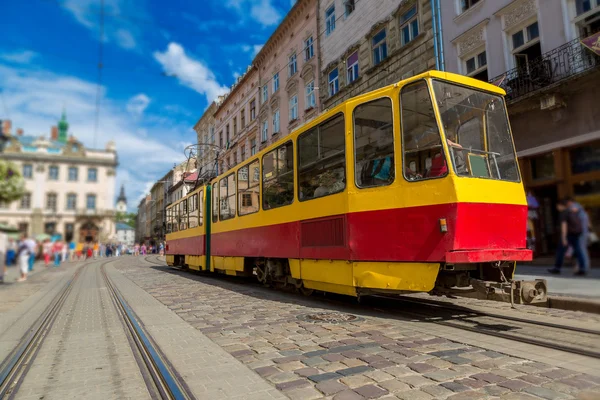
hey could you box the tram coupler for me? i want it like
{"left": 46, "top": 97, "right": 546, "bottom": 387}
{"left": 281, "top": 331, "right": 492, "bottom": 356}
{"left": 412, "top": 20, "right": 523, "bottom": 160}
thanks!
{"left": 470, "top": 278, "right": 548, "bottom": 305}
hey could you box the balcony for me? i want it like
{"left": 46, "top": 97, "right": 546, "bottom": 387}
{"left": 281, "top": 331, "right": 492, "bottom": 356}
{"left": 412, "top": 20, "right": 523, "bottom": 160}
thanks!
{"left": 490, "top": 36, "right": 600, "bottom": 102}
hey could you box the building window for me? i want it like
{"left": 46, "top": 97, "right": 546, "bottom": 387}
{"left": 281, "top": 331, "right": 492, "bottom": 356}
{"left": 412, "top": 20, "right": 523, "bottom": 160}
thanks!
{"left": 20, "top": 193, "right": 31, "bottom": 209}
{"left": 354, "top": 98, "right": 395, "bottom": 188}
{"left": 226, "top": 124, "right": 230, "bottom": 144}
{"left": 88, "top": 168, "right": 98, "bottom": 182}
{"left": 261, "top": 120, "right": 268, "bottom": 142}
{"left": 262, "top": 84, "right": 269, "bottom": 104}
{"left": 250, "top": 99, "right": 256, "bottom": 120}
{"left": 49, "top": 165, "right": 59, "bottom": 180}
{"left": 68, "top": 166, "right": 78, "bottom": 181}
{"left": 460, "top": 0, "right": 480, "bottom": 13}
{"left": 219, "top": 174, "right": 236, "bottom": 220}
{"left": 288, "top": 53, "right": 297, "bottom": 77}
{"left": 66, "top": 193, "right": 77, "bottom": 210}
{"left": 328, "top": 68, "right": 339, "bottom": 97}
{"left": 262, "top": 141, "right": 294, "bottom": 210}
{"left": 233, "top": 117, "right": 237, "bottom": 135}
{"left": 345, "top": 0, "right": 355, "bottom": 17}
{"left": 273, "top": 73, "right": 279, "bottom": 92}
{"left": 251, "top": 138, "right": 257, "bottom": 155}
{"left": 512, "top": 21, "right": 541, "bottom": 71}
{"left": 465, "top": 51, "right": 488, "bottom": 81}
{"left": 347, "top": 51, "right": 359, "bottom": 84}
{"left": 210, "top": 126, "right": 215, "bottom": 143}
{"left": 240, "top": 110, "right": 246, "bottom": 130}
{"left": 241, "top": 145, "right": 246, "bottom": 161}
{"left": 65, "top": 223, "right": 74, "bottom": 242}
{"left": 18, "top": 223, "right": 28, "bottom": 235}
{"left": 298, "top": 114, "right": 346, "bottom": 201}
{"left": 531, "top": 152, "right": 555, "bottom": 180}
{"left": 326, "top": 5, "right": 336, "bottom": 36}
{"left": 289, "top": 95, "right": 299, "bottom": 121}
{"left": 238, "top": 159, "right": 260, "bottom": 216}
{"left": 273, "top": 109, "right": 280, "bottom": 133}
{"left": 219, "top": 131, "right": 223, "bottom": 148}
{"left": 86, "top": 194, "right": 96, "bottom": 210}
{"left": 400, "top": 6, "right": 419, "bottom": 46}
{"left": 305, "top": 81, "right": 316, "bottom": 109}
{"left": 23, "top": 164, "right": 33, "bottom": 179}
{"left": 575, "top": 0, "right": 600, "bottom": 16}
{"left": 233, "top": 151, "right": 238, "bottom": 165}
{"left": 304, "top": 36, "right": 314, "bottom": 60}
{"left": 46, "top": 193, "right": 57, "bottom": 211}
{"left": 372, "top": 29, "right": 388, "bottom": 65}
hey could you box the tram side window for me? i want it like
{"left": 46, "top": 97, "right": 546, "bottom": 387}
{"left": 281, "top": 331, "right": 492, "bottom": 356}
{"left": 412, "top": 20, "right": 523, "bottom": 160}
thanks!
{"left": 298, "top": 113, "right": 346, "bottom": 200}
{"left": 166, "top": 208, "right": 171, "bottom": 233}
{"left": 172, "top": 205, "right": 179, "bottom": 232}
{"left": 198, "top": 190, "right": 204, "bottom": 226}
{"left": 354, "top": 98, "right": 394, "bottom": 188}
{"left": 212, "top": 183, "right": 219, "bottom": 223}
{"left": 401, "top": 81, "right": 446, "bottom": 181}
{"left": 238, "top": 160, "right": 260, "bottom": 215}
{"left": 263, "top": 141, "right": 294, "bottom": 210}
{"left": 181, "top": 200, "right": 189, "bottom": 230}
{"left": 189, "top": 194, "right": 198, "bottom": 228}
{"left": 219, "top": 174, "right": 236, "bottom": 220}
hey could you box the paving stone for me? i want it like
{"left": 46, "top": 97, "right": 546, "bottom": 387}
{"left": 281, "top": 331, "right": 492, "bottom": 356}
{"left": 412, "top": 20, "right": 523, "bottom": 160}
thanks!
{"left": 575, "top": 390, "right": 600, "bottom": 400}
{"left": 446, "top": 391, "right": 489, "bottom": 400}
{"left": 275, "top": 379, "right": 311, "bottom": 391}
{"left": 421, "top": 384, "right": 454, "bottom": 398}
{"left": 323, "top": 362, "right": 351, "bottom": 372}
{"left": 341, "top": 375, "right": 377, "bottom": 389}
{"left": 255, "top": 365, "right": 281, "bottom": 377}
{"left": 426, "top": 358, "right": 454, "bottom": 369}
{"left": 363, "top": 370, "right": 394, "bottom": 383}
{"left": 307, "top": 372, "right": 341, "bottom": 383}
{"left": 429, "top": 349, "right": 474, "bottom": 358}
{"left": 333, "top": 390, "right": 366, "bottom": 400}
{"left": 383, "top": 366, "right": 414, "bottom": 378}
{"left": 286, "top": 386, "right": 325, "bottom": 400}
{"left": 407, "top": 363, "right": 437, "bottom": 374}
{"left": 279, "top": 361, "right": 307, "bottom": 372}
{"left": 316, "top": 380, "right": 349, "bottom": 395}
{"left": 500, "top": 393, "right": 541, "bottom": 400}
{"left": 449, "top": 365, "right": 484, "bottom": 377}
{"left": 424, "top": 369, "right": 465, "bottom": 382}
{"left": 519, "top": 374, "right": 550, "bottom": 385}
{"left": 267, "top": 371, "right": 300, "bottom": 384}
{"left": 379, "top": 380, "right": 411, "bottom": 393}
{"left": 337, "top": 366, "right": 373, "bottom": 377}
{"left": 343, "top": 358, "right": 369, "bottom": 368}
{"left": 323, "top": 353, "right": 347, "bottom": 362}
{"left": 440, "top": 382, "right": 471, "bottom": 393}
{"left": 557, "top": 377, "right": 597, "bottom": 390}
{"left": 342, "top": 351, "right": 366, "bottom": 359}
{"left": 480, "top": 351, "right": 504, "bottom": 358}
{"left": 294, "top": 367, "right": 320, "bottom": 377}
{"left": 273, "top": 355, "right": 304, "bottom": 364}
{"left": 304, "top": 349, "right": 328, "bottom": 357}
{"left": 444, "top": 356, "right": 472, "bottom": 365}
{"left": 354, "top": 385, "right": 389, "bottom": 399}
{"left": 395, "top": 390, "right": 434, "bottom": 400}
{"left": 304, "top": 356, "right": 328, "bottom": 366}
{"left": 523, "top": 386, "right": 570, "bottom": 400}
{"left": 483, "top": 385, "right": 510, "bottom": 396}
{"left": 498, "top": 379, "right": 531, "bottom": 392}
{"left": 542, "top": 381, "right": 582, "bottom": 396}
{"left": 470, "top": 372, "right": 506, "bottom": 383}
{"left": 230, "top": 349, "right": 255, "bottom": 357}
{"left": 398, "top": 375, "right": 436, "bottom": 389}
{"left": 369, "top": 360, "right": 396, "bottom": 369}
{"left": 490, "top": 368, "right": 523, "bottom": 379}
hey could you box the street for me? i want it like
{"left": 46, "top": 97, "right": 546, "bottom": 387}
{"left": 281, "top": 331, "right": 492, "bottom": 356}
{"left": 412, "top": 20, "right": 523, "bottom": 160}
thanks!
{"left": 1, "top": 256, "right": 599, "bottom": 400}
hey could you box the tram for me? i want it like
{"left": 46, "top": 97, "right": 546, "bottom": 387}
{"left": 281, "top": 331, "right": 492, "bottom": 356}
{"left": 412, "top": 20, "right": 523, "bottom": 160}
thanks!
{"left": 165, "top": 71, "right": 540, "bottom": 302}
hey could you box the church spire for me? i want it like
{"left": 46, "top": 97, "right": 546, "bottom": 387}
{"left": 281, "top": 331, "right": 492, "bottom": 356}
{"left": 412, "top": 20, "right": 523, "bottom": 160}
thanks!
{"left": 117, "top": 184, "right": 127, "bottom": 204}
{"left": 58, "top": 108, "right": 69, "bottom": 143}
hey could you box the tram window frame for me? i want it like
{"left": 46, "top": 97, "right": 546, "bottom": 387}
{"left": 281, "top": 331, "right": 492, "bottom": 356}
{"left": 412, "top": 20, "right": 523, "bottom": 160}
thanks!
{"left": 189, "top": 194, "right": 198, "bottom": 228}
{"left": 400, "top": 79, "right": 448, "bottom": 182}
{"left": 180, "top": 200, "right": 188, "bottom": 230}
{"left": 198, "top": 190, "right": 204, "bottom": 226}
{"left": 172, "top": 204, "right": 179, "bottom": 232}
{"left": 237, "top": 159, "right": 260, "bottom": 216}
{"left": 212, "top": 183, "right": 219, "bottom": 223}
{"left": 353, "top": 97, "right": 395, "bottom": 188}
{"left": 298, "top": 113, "right": 346, "bottom": 201}
{"left": 262, "top": 141, "right": 294, "bottom": 210}
{"left": 219, "top": 173, "right": 236, "bottom": 220}
{"left": 166, "top": 207, "right": 172, "bottom": 233}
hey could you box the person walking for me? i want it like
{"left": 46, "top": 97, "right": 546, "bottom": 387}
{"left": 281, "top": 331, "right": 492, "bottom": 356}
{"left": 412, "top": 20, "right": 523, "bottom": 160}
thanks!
{"left": 43, "top": 239, "right": 52, "bottom": 267}
{"left": 25, "top": 237, "right": 36, "bottom": 272}
{"left": 159, "top": 242, "right": 164, "bottom": 256}
{"left": 17, "top": 235, "right": 30, "bottom": 282}
{"left": 549, "top": 198, "right": 588, "bottom": 275}
{"left": 52, "top": 241, "right": 62, "bottom": 267}
{"left": 0, "top": 230, "right": 7, "bottom": 284}
{"left": 61, "top": 241, "right": 68, "bottom": 262}
{"left": 141, "top": 243, "right": 147, "bottom": 256}
{"left": 93, "top": 242, "right": 99, "bottom": 259}
{"left": 68, "top": 240, "right": 75, "bottom": 261}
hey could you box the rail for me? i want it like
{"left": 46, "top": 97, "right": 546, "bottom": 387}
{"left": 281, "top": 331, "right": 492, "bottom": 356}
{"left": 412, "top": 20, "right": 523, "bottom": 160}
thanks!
{"left": 490, "top": 36, "right": 600, "bottom": 101}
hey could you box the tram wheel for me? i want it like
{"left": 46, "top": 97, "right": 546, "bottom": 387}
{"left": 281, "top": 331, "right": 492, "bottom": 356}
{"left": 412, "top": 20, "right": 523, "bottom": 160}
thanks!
{"left": 299, "top": 286, "right": 314, "bottom": 297}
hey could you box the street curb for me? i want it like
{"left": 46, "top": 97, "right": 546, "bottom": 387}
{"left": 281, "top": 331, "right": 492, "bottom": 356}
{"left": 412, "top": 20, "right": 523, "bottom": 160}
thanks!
{"left": 533, "top": 295, "right": 600, "bottom": 315}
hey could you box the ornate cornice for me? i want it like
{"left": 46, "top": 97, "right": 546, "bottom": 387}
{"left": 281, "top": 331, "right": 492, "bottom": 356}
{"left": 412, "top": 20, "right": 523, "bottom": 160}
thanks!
{"left": 495, "top": 0, "right": 538, "bottom": 32}
{"left": 452, "top": 19, "right": 489, "bottom": 58}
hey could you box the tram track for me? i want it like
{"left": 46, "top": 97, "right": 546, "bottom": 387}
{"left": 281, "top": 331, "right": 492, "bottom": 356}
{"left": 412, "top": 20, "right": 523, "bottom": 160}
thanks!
{"left": 0, "top": 264, "right": 84, "bottom": 398}
{"left": 100, "top": 260, "right": 195, "bottom": 400}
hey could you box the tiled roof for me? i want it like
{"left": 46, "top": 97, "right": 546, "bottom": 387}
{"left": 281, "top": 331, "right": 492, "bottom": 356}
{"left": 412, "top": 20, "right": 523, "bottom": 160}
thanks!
{"left": 116, "top": 222, "right": 135, "bottom": 231}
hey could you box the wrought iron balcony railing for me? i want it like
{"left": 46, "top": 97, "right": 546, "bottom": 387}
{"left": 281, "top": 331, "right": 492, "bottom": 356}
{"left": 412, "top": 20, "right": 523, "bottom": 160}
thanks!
{"left": 490, "top": 36, "right": 600, "bottom": 101}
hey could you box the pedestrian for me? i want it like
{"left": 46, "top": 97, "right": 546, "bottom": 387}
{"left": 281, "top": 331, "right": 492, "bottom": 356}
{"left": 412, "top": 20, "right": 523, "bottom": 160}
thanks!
{"left": 93, "top": 242, "right": 99, "bottom": 259}
{"left": 17, "top": 234, "right": 30, "bottom": 282}
{"left": 25, "top": 237, "right": 36, "bottom": 272}
{"left": 43, "top": 239, "right": 52, "bottom": 267}
{"left": 86, "top": 245, "right": 93, "bottom": 260}
{"left": 141, "top": 243, "right": 147, "bottom": 256}
{"left": 549, "top": 198, "right": 588, "bottom": 276}
{"left": 159, "top": 242, "right": 164, "bottom": 256}
{"left": 68, "top": 240, "right": 75, "bottom": 261}
{"left": 0, "top": 230, "right": 7, "bottom": 284}
{"left": 75, "top": 242, "right": 83, "bottom": 260}
{"left": 116, "top": 244, "right": 121, "bottom": 257}
{"left": 53, "top": 241, "right": 62, "bottom": 267}
{"left": 7, "top": 239, "right": 16, "bottom": 266}
{"left": 61, "top": 241, "right": 68, "bottom": 262}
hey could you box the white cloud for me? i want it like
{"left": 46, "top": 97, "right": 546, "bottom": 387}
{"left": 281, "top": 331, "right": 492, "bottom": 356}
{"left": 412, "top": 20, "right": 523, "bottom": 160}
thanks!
{"left": 115, "top": 29, "right": 137, "bottom": 49}
{"left": 126, "top": 93, "right": 151, "bottom": 116}
{"left": 233, "top": 71, "right": 241, "bottom": 79}
{"left": 226, "top": 0, "right": 281, "bottom": 27}
{"left": 154, "top": 43, "right": 228, "bottom": 103}
{"left": 241, "top": 44, "right": 263, "bottom": 58}
{"left": 0, "top": 63, "right": 190, "bottom": 211}
{"left": 0, "top": 50, "right": 39, "bottom": 64}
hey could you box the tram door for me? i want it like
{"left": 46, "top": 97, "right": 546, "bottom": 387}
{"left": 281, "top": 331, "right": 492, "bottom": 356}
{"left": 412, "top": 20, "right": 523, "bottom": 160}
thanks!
{"left": 531, "top": 186, "right": 558, "bottom": 255}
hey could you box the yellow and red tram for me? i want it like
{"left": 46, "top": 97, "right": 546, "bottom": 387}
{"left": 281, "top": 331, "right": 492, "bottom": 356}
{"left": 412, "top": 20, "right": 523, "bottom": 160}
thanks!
{"left": 165, "top": 71, "right": 533, "bottom": 299}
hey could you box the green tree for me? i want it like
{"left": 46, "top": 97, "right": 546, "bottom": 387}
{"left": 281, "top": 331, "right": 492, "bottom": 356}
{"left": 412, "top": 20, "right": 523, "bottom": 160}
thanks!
{"left": 116, "top": 211, "right": 137, "bottom": 227}
{"left": 0, "top": 160, "right": 25, "bottom": 202}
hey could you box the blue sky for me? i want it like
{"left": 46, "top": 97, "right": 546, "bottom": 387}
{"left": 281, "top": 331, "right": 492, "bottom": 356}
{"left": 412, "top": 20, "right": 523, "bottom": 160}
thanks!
{"left": 0, "top": 0, "right": 294, "bottom": 211}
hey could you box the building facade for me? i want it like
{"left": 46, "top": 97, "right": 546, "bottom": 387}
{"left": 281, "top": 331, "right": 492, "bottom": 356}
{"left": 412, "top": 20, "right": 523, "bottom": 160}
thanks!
{"left": 440, "top": 0, "right": 600, "bottom": 255}
{"left": 0, "top": 115, "right": 118, "bottom": 243}
{"left": 318, "top": 0, "right": 439, "bottom": 109}
{"left": 193, "top": 101, "right": 219, "bottom": 179}
{"left": 135, "top": 194, "right": 150, "bottom": 245}
{"left": 116, "top": 222, "right": 135, "bottom": 248}
{"left": 116, "top": 184, "right": 127, "bottom": 213}
{"left": 253, "top": 0, "right": 321, "bottom": 153}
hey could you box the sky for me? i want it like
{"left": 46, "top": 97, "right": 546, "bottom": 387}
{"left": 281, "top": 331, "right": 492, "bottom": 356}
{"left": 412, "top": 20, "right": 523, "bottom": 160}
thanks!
{"left": 0, "top": 0, "right": 296, "bottom": 211}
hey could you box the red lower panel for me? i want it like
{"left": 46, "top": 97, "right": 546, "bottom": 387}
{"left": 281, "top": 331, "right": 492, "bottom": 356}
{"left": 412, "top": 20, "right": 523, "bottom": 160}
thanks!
{"left": 446, "top": 249, "right": 532, "bottom": 263}
{"left": 208, "top": 202, "right": 528, "bottom": 263}
{"left": 166, "top": 235, "right": 205, "bottom": 256}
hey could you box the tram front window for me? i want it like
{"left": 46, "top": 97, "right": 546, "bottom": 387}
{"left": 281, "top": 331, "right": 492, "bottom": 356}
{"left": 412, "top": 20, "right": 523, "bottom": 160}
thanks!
{"left": 432, "top": 80, "right": 519, "bottom": 182}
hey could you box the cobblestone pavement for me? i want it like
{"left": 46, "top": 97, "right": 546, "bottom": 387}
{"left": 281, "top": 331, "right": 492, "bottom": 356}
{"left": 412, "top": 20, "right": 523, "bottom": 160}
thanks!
{"left": 13, "top": 260, "right": 150, "bottom": 400}
{"left": 117, "top": 258, "right": 600, "bottom": 400}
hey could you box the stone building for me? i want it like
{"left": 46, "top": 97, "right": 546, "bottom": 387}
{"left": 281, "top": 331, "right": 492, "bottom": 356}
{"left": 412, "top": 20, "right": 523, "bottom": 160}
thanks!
{"left": 116, "top": 222, "right": 135, "bottom": 248}
{"left": 135, "top": 195, "right": 150, "bottom": 245}
{"left": 213, "top": 66, "right": 260, "bottom": 173}
{"left": 318, "top": 0, "right": 440, "bottom": 109}
{"left": 440, "top": 0, "right": 600, "bottom": 255}
{"left": 193, "top": 101, "right": 219, "bottom": 179}
{"left": 253, "top": 0, "right": 321, "bottom": 152}
{"left": 0, "top": 114, "right": 118, "bottom": 242}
